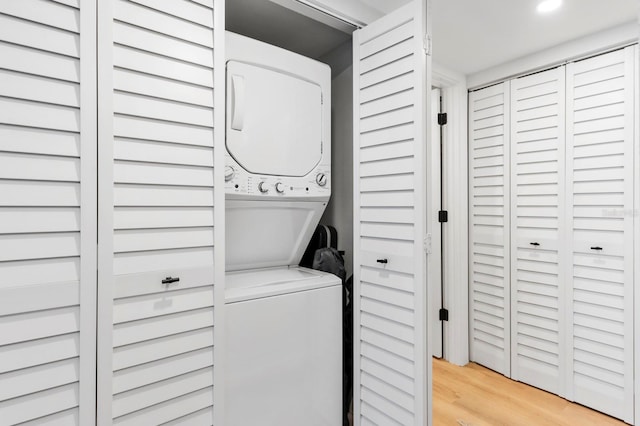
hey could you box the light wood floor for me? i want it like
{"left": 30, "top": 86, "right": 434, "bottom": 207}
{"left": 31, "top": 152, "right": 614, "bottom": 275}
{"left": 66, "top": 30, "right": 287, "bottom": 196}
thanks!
{"left": 433, "top": 358, "right": 626, "bottom": 426}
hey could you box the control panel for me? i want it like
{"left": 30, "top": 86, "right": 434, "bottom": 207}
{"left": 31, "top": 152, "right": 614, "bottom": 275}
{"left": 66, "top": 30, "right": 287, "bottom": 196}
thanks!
{"left": 225, "top": 155, "right": 330, "bottom": 198}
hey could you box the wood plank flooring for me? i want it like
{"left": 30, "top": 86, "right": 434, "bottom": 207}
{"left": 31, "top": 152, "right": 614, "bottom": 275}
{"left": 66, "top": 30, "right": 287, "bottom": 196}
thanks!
{"left": 433, "top": 358, "right": 626, "bottom": 426}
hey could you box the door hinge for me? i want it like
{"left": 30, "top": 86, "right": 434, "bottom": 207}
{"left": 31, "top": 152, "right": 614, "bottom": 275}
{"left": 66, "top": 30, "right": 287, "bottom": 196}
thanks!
{"left": 438, "top": 210, "right": 448, "bottom": 223}
{"left": 424, "top": 233, "right": 432, "bottom": 254}
{"left": 423, "top": 34, "right": 432, "bottom": 56}
{"left": 439, "top": 308, "right": 449, "bottom": 321}
{"left": 437, "top": 112, "right": 448, "bottom": 126}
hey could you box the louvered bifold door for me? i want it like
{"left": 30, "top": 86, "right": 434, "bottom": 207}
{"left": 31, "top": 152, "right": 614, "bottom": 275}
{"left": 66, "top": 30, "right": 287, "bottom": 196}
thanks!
{"left": 97, "top": 1, "right": 223, "bottom": 425}
{"left": 468, "top": 82, "right": 511, "bottom": 376}
{"left": 509, "top": 66, "right": 566, "bottom": 396}
{"left": 0, "top": 1, "right": 97, "bottom": 424}
{"left": 352, "top": 2, "right": 429, "bottom": 424}
{"left": 565, "top": 46, "right": 635, "bottom": 423}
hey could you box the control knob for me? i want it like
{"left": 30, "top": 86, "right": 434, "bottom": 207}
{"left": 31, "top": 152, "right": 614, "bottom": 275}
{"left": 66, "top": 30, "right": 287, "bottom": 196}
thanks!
{"left": 275, "top": 182, "right": 285, "bottom": 193}
{"left": 224, "top": 165, "right": 235, "bottom": 182}
{"left": 316, "top": 173, "right": 327, "bottom": 187}
{"left": 258, "top": 181, "right": 269, "bottom": 193}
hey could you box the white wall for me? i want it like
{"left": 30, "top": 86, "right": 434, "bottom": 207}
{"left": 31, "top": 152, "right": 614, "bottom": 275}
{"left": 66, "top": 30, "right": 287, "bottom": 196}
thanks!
{"left": 467, "top": 21, "right": 638, "bottom": 89}
{"left": 320, "top": 40, "right": 352, "bottom": 79}
{"left": 321, "top": 64, "right": 354, "bottom": 277}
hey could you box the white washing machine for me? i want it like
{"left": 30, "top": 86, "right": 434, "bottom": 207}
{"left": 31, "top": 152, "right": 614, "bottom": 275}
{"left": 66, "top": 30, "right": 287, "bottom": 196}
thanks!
{"left": 224, "top": 32, "right": 341, "bottom": 426}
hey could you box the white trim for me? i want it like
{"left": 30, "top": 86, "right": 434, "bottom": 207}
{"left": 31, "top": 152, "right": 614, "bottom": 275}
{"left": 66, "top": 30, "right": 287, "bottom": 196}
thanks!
{"left": 557, "top": 66, "right": 568, "bottom": 401}
{"left": 622, "top": 44, "right": 636, "bottom": 425}
{"left": 96, "top": 0, "right": 115, "bottom": 423}
{"left": 423, "top": 1, "right": 433, "bottom": 423}
{"left": 213, "top": 1, "right": 226, "bottom": 424}
{"left": 508, "top": 80, "right": 518, "bottom": 383}
{"left": 291, "top": 0, "right": 383, "bottom": 27}
{"left": 351, "top": 24, "right": 362, "bottom": 426}
{"left": 432, "top": 62, "right": 469, "bottom": 367}
{"left": 467, "top": 21, "right": 638, "bottom": 90}
{"left": 633, "top": 42, "right": 639, "bottom": 426}
{"left": 467, "top": 90, "right": 473, "bottom": 369}
{"left": 428, "top": 87, "right": 442, "bottom": 359}
{"left": 503, "top": 81, "right": 511, "bottom": 378}
{"left": 433, "top": 62, "right": 465, "bottom": 87}
{"left": 564, "top": 59, "right": 576, "bottom": 403}
{"left": 79, "top": 2, "right": 98, "bottom": 424}
{"left": 269, "top": 0, "right": 360, "bottom": 31}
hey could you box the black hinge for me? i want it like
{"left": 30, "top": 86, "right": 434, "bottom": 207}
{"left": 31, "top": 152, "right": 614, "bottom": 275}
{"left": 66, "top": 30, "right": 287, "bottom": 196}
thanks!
{"left": 439, "top": 308, "right": 449, "bottom": 321}
{"left": 437, "top": 112, "right": 447, "bottom": 126}
{"left": 438, "top": 210, "right": 448, "bottom": 223}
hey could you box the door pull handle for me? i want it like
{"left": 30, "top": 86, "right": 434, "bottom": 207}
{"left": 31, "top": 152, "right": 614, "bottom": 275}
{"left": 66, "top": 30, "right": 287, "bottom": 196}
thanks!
{"left": 376, "top": 259, "right": 388, "bottom": 264}
{"left": 162, "top": 276, "right": 180, "bottom": 284}
{"left": 530, "top": 242, "right": 540, "bottom": 247}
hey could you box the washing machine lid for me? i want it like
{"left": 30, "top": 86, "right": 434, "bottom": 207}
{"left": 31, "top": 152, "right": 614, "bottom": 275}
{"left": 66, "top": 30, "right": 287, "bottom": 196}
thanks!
{"left": 226, "top": 61, "right": 323, "bottom": 177}
{"left": 225, "top": 199, "right": 326, "bottom": 272}
{"left": 225, "top": 267, "right": 341, "bottom": 303}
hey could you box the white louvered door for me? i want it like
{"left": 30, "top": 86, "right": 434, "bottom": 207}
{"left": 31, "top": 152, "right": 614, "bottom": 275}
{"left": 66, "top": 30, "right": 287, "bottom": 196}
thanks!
{"left": 97, "top": 1, "right": 223, "bottom": 425}
{"left": 352, "top": 1, "right": 429, "bottom": 424}
{"left": 565, "top": 46, "right": 635, "bottom": 423}
{"left": 468, "top": 46, "right": 636, "bottom": 423}
{"left": 509, "top": 66, "right": 566, "bottom": 396}
{"left": 0, "top": 1, "right": 97, "bottom": 424}
{"left": 468, "top": 82, "right": 511, "bottom": 376}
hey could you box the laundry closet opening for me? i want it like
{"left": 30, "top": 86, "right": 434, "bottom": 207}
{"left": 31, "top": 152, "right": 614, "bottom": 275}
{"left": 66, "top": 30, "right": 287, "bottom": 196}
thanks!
{"left": 227, "top": 0, "right": 357, "bottom": 277}
{"left": 224, "top": 2, "right": 355, "bottom": 424}
{"left": 223, "top": 1, "right": 431, "bottom": 424}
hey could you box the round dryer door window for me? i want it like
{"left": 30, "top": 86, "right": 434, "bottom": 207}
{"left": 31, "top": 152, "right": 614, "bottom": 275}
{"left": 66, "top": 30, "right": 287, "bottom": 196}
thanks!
{"left": 226, "top": 61, "right": 323, "bottom": 177}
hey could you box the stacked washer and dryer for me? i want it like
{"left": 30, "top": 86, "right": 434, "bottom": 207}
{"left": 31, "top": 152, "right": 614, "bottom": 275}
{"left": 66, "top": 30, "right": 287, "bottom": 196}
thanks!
{"left": 223, "top": 32, "right": 342, "bottom": 425}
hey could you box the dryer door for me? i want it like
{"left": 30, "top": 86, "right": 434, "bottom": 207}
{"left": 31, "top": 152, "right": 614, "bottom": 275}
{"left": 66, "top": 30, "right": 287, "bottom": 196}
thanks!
{"left": 226, "top": 61, "right": 323, "bottom": 177}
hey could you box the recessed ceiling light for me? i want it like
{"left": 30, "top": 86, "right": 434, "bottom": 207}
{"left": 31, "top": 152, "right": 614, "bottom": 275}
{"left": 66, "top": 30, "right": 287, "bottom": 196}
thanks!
{"left": 537, "top": 0, "right": 562, "bottom": 13}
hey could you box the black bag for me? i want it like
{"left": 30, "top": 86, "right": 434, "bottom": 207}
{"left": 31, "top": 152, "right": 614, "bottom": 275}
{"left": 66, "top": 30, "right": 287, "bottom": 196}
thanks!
{"left": 312, "top": 247, "right": 346, "bottom": 283}
{"left": 300, "top": 224, "right": 338, "bottom": 268}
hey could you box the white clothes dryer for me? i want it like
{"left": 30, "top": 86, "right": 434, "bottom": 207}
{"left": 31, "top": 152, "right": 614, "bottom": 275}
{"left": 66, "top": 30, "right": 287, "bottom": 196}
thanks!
{"left": 224, "top": 31, "right": 332, "bottom": 272}
{"left": 223, "top": 32, "right": 341, "bottom": 426}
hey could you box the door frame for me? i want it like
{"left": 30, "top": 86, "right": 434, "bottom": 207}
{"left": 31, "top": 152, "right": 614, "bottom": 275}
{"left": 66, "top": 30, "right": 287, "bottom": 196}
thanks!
{"left": 214, "top": 1, "right": 226, "bottom": 425}
{"left": 633, "top": 41, "right": 639, "bottom": 426}
{"left": 432, "top": 63, "right": 469, "bottom": 366}
{"left": 428, "top": 87, "right": 442, "bottom": 359}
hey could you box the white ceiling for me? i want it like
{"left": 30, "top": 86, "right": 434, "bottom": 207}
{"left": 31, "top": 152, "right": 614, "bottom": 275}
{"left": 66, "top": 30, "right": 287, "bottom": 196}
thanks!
{"left": 227, "top": 0, "right": 637, "bottom": 76}
{"left": 431, "top": 0, "right": 638, "bottom": 75}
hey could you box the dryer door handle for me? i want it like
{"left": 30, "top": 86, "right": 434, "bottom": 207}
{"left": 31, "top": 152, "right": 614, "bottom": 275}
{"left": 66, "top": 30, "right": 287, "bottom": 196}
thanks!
{"left": 231, "top": 75, "right": 245, "bottom": 131}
